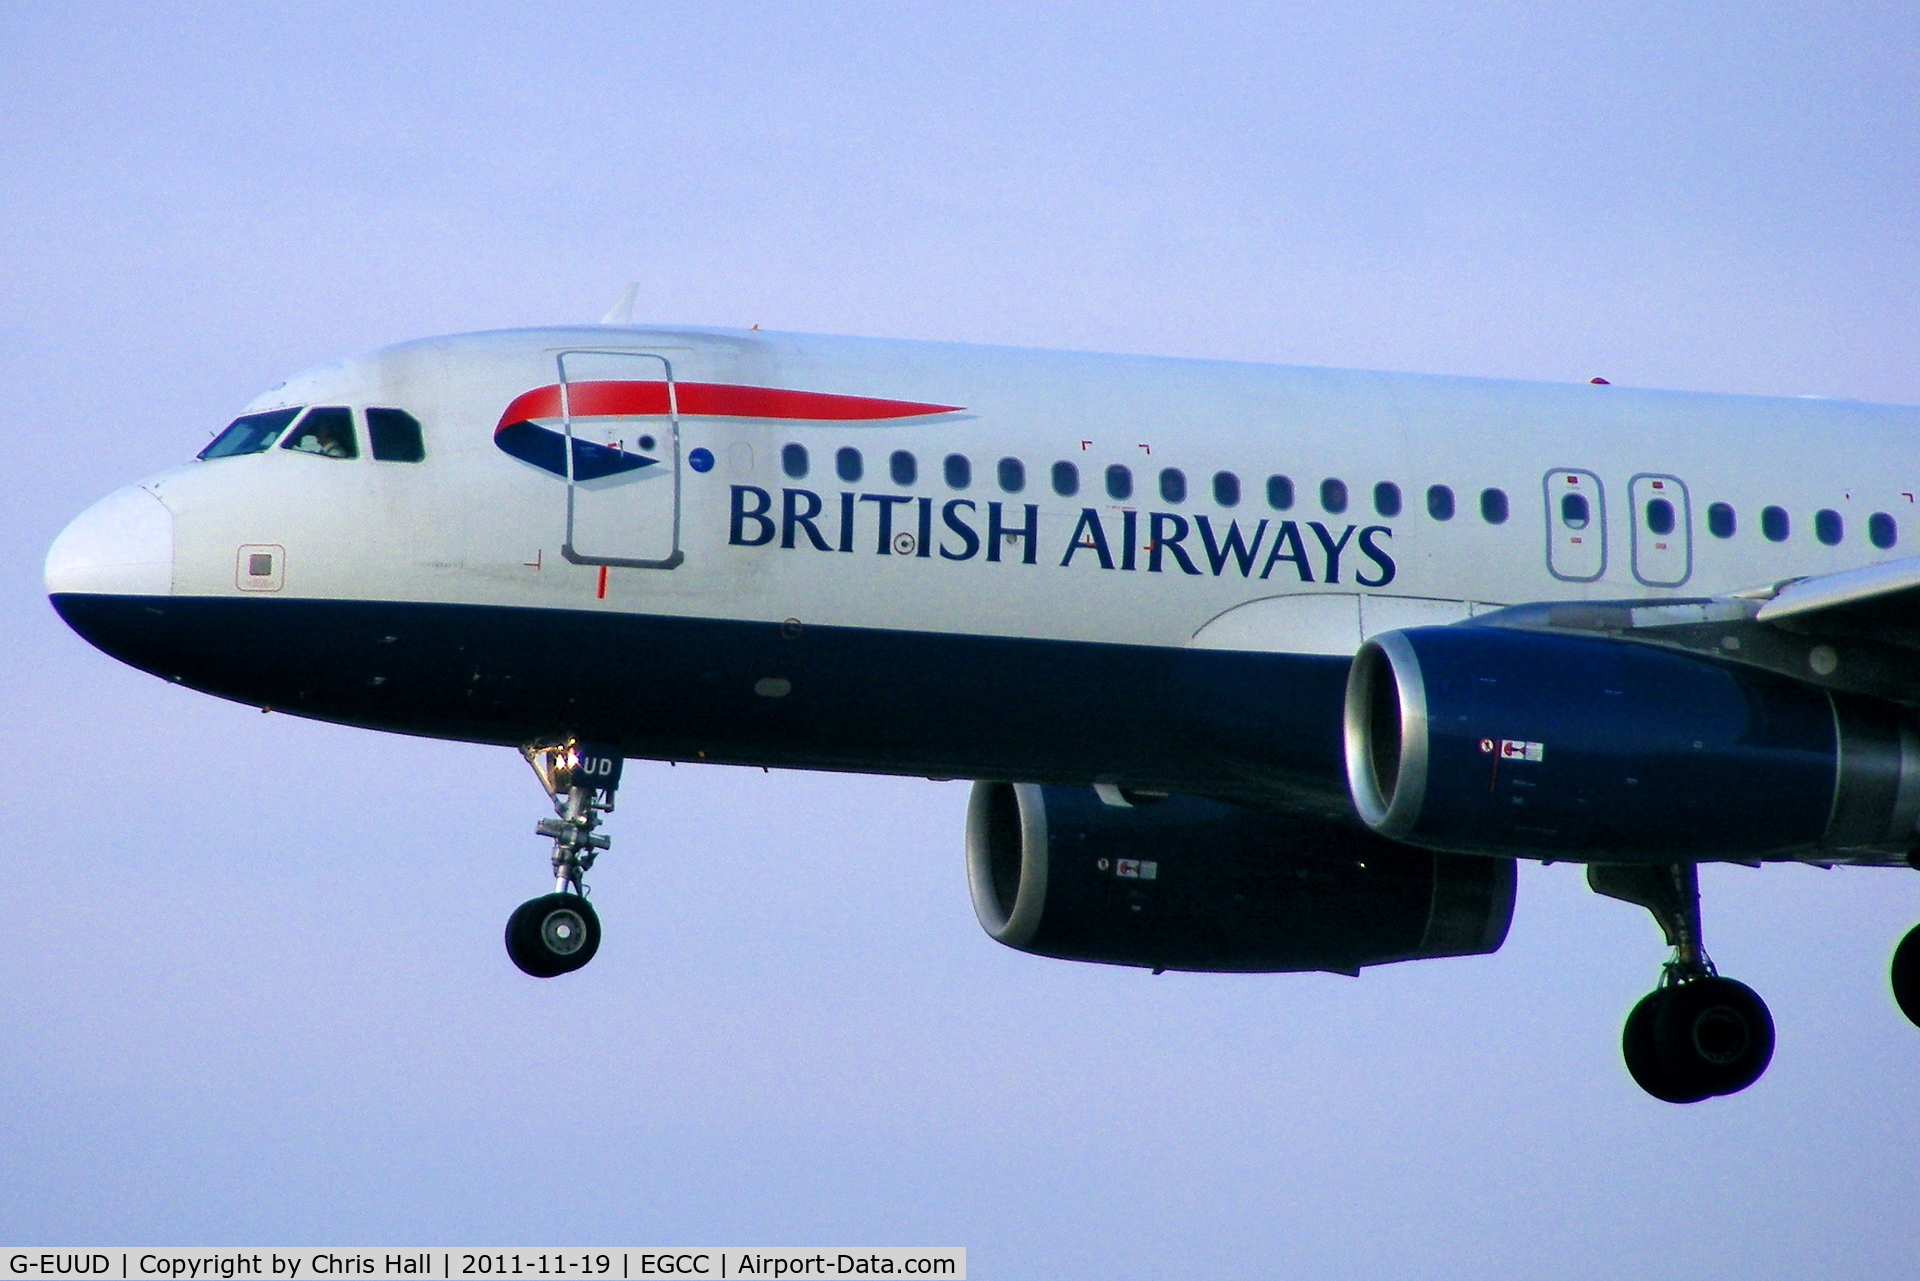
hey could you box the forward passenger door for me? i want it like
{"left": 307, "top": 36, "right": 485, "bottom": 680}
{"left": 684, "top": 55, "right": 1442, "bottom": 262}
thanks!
{"left": 558, "top": 349, "right": 683, "bottom": 569}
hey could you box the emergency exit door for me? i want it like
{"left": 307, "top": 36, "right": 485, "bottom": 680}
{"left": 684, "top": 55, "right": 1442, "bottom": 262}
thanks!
{"left": 1544, "top": 469, "right": 1606, "bottom": 582}
{"left": 1629, "top": 473, "right": 1691, "bottom": 587}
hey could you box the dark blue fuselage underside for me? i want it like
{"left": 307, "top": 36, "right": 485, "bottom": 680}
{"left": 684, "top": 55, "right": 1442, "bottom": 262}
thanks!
{"left": 50, "top": 594, "right": 1354, "bottom": 812}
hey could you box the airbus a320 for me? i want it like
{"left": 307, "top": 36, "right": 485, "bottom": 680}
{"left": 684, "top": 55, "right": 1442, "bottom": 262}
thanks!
{"left": 47, "top": 306, "right": 1920, "bottom": 1103}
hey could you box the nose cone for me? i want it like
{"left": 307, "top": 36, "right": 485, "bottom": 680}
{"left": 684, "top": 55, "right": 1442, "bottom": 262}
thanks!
{"left": 46, "top": 484, "right": 174, "bottom": 597}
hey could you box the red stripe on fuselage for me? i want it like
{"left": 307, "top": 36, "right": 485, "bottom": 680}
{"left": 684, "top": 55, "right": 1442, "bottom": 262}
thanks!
{"left": 495, "top": 382, "right": 961, "bottom": 434}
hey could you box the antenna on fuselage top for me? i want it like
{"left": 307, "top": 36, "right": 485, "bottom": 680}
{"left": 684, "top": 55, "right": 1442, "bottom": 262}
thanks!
{"left": 601, "top": 281, "right": 640, "bottom": 325}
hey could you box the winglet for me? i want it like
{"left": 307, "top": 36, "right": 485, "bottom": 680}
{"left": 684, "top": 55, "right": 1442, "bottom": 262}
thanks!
{"left": 601, "top": 282, "right": 639, "bottom": 325}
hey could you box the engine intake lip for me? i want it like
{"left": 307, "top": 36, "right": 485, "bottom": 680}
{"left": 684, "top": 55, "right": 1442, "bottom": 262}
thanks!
{"left": 1344, "top": 630, "right": 1431, "bottom": 839}
{"left": 965, "top": 781, "right": 1049, "bottom": 948}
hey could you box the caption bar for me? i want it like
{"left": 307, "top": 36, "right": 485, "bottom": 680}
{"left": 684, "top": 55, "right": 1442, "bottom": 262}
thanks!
{"left": 5, "top": 1254, "right": 962, "bottom": 1281}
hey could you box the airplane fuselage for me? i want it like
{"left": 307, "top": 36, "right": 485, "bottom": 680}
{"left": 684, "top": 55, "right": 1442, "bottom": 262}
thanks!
{"left": 49, "top": 325, "right": 1920, "bottom": 831}
{"left": 53, "top": 321, "right": 1920, "bottom": 1097}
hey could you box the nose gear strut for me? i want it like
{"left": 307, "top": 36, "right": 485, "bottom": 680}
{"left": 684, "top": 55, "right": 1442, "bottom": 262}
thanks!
{"left": 1590, "top": 863, "right": 1775, "bottom": 1103}
{"left": 526, "top": 739, "right": 621, "bottom": 894}
{"left": 505, "top": 739, "right": 624, "bottom": 978}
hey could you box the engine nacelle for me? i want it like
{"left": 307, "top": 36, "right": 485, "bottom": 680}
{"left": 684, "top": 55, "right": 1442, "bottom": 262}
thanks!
{"left": 1343, "top": 626, "right": 1920, "bottom": 859}
{"left": 964, "top": 782, "right": 1515, "bottom": 973}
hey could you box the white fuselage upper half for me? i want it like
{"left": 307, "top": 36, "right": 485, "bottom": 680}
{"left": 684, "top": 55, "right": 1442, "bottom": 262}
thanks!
{"left": 48, "top": 323, "right": 1920, "bottom": 658}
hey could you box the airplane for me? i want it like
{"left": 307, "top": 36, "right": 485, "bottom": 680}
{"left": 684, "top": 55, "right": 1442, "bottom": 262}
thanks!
{"left": 43, "top": 306, "right": 1920, "bottom": 1105}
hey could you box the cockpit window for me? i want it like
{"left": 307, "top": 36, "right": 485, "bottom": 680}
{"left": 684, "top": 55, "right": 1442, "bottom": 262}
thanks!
{"left": 281, "top": 407, "right": 358, "bottom": 458}
{"left": 366, "top": 408, "right": 426, "bottom": 462}
{"left": 198, "top": 407, "right": 301, "bottom": 460}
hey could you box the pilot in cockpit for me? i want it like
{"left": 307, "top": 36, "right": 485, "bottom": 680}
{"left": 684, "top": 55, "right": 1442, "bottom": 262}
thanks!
{"left": 283, "top": 408, "right": 356, "bottom": 458}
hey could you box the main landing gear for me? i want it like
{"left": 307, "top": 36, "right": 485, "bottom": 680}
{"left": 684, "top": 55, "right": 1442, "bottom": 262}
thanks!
{"left": 505, "top": 739, "right": 624, "bottom": 978}
{"left": 1590, "top": 863, "right": 1775, "bottom": 1104}
{"left": 1893, "top": 924, "right": 1920, "bottom": 1029}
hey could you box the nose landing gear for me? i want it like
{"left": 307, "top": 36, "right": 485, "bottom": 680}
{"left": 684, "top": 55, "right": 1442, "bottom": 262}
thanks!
{"left": 506, "top": 892, "right": 601, "bottom": 978}
{"left": 1591, "top": 863, "right": 1775, "bottom": 1104}
{"left": 506, "top": 740, "right": 623, "bottom": 978}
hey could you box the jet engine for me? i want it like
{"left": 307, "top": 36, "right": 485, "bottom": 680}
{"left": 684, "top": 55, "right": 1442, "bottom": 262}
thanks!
{"left": 964, "top": 782, "right": 1515, "bottom": 973}
{"left": 1343, "top": 626, "right": 1920, "bottom": 859}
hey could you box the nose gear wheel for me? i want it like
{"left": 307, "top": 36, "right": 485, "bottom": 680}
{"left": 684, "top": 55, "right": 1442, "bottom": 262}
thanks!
{"left": 506, "top": 892, "right": 602, "bottom": 977}
{"left": 506, "top": 739, "right": 622, "bottom": 979}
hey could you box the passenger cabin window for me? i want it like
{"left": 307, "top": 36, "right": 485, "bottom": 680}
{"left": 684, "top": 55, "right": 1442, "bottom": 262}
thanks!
{"left": 1374, "top": 482, "right": 1402, "bottom": 518}
{"left": 890, "top": 450, "right": 917, "bottom": 486}
{"left": 1871, "top": 512, "right": 1898, "bottom": 549}
{"left": 1561, "top": 493, "right": 1591, "bottom": 529}
{"left": 1427, "top": 485, "right": 1455, "bottom": 521}
{"left": 1213, "top": 471, "right": 1240, "bottom": 506}
{"left": 945, "top": 454, "right": 971, "bottom": 489}
{"left": 1267, "top": 475, "right": 1295, "bottom": 510}
{"left": 998, "top": 457, "right": 1025, "bottom": 493}
{"left": 1320, "top": 478, "right": 1347, "bottom": 514}
{"left": 1707, "top": 503, "right": 1736, "bottom": 538}
{"left": 200, "top": 407, "right": 301, "bottom": 459}
{"left": 1762, "top": 506, "right": 1790, "bottom": 542}
{"left": 1645, "top": 498, "right": 1676, "bottom": 536}
{"left": 1159, "top": 468, "right": 1186, "bottom": 504}
{"left": 1480, "top": 488, "right": 1509, "bottom": 524}
{"left": 1816, "top": 509, "right": 1843, "bottom": 546}
{"left": 282, "top": 407, "right": 357, "bottom": 459}
{"left": 366, "top": 408, "right": 425, "bottom": 462}
{"left": 837, "top": 447, "right": 863, "bottom": 482}
{"left": 1106, "top": 465, "right": 1133, "bottom": 500}
{"left": 1052, "top": 461, "right": 1080, "bottom": 496}
{"left": 782, "top": 443, "right": 809, "bottom": 478}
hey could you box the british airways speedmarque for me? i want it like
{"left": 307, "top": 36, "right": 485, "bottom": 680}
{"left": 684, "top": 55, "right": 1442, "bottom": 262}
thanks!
{"left": 46, "top": 308, "right": 1920, "bottom": 1103}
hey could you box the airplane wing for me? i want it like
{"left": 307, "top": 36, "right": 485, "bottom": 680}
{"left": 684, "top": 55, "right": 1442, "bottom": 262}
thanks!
{"left": 1474, "top": 555, "right": 1920, "bottom": 706}
{"left": 1755, "top": 554, "right": 1920, "bottom": 628}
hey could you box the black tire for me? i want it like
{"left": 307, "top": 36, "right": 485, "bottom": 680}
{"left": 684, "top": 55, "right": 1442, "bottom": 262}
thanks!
{"left": 1891, "top": 924, "right": 1920, "bottom": 1028}
{"left": 1623, "top": 988, "right": 1712, "bottom": 1104}
{"left": 504, "top": 899, "right": 559, "bottom": 977}
{"left": 504, "top": 892, "right": 601, "bottom": 978}
{"left": 1653, "top": 976, "right": 1774, "bottom": 1098}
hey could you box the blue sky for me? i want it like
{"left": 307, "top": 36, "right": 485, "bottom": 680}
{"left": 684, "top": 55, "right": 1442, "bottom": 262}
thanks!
{"left": 4, "top": 3, "right": 1919, "bottom": 1275}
